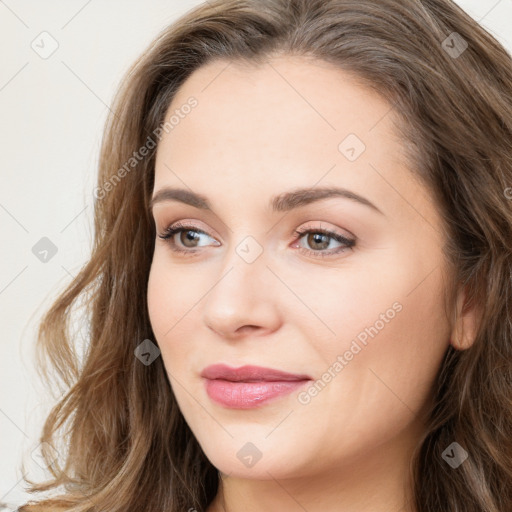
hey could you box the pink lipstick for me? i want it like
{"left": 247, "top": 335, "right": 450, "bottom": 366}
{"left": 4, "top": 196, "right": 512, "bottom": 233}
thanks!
{"left": 201, "top": 364, "right": 312, "bottom": 409}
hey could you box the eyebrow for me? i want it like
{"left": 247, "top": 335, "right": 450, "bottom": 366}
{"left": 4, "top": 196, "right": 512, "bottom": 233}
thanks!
{"left": 149, "top": 186, "right": 384, "bottom": 215}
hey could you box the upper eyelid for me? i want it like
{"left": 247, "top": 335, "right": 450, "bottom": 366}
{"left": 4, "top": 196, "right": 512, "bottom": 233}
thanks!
{"left": 160, "top": 221, "right": 354, "bottom": 244}
{"left": 163, "top": 221, "right": 214, "bottom": 237}
{"left": 152, "top": 202, "right": 359, "bottom": 238}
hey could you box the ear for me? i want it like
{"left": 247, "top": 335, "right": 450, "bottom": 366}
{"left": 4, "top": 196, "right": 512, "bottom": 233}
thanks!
{"left": 449, "top": 286, "right": 481, "bottom": 351}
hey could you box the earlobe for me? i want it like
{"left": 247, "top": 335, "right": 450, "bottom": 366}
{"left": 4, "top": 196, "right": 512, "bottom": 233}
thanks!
{"left": 449, "top": 287, "right": 481, "bottom": 351}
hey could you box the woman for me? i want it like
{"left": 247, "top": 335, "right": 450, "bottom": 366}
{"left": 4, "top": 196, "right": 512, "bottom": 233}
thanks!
{"left": 17, "top": 0, "right": 512, "bottom": 511}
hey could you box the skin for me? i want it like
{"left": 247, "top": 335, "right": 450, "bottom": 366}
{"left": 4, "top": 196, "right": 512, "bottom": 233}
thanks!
{"left": 147, "top": 55, "right": 478, "bottom": 512}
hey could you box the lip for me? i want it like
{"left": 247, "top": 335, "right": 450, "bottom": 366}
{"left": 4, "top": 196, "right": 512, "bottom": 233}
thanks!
{"left": 201, "top": 364, "right": 313, "bottom": 409}
{"left": 200, "top": 364, "right": 312, "bottom": 382}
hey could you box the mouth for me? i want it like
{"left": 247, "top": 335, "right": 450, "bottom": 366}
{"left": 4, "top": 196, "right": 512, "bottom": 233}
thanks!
{"left": 200, "top": 364, "right": 313, "bottom": 409}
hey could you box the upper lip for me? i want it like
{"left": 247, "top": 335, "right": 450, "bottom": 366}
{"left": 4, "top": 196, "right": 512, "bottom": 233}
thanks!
{"left": 200, "top": 364, "right": 313, "bottom": 382}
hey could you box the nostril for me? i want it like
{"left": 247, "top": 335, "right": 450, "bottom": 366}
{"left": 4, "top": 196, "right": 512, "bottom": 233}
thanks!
{"left": 235, "top": 325, "right": 259, "bottom": 335}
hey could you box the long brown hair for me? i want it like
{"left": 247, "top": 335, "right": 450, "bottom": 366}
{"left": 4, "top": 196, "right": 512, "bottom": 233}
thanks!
{"left": 16, "top": 0, "right": 512, "bottom": 511}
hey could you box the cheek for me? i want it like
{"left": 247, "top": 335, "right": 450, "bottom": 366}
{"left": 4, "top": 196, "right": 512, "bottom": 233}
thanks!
{"left": 147, "top": 254, "right": 200, "bottom": 340}
{"left": 147, "top": 259, "right": 199, "bottom": 409}
{"left": 147, "top": 256, "right": 208, "bottom": 380}
{"left": 342, "top": 295, "right": 449, "bottom": 402}
{"left": 147, "top": 258, "right": 187, "bottom": 378}
{"left": 147, "top": 260, "right": 169, "bottom": 339}
{"left": 296, "top": 244, "right": 451, "bottom": 418}
{"left": 288, "top": 271, "right": 450, "bottom": 469}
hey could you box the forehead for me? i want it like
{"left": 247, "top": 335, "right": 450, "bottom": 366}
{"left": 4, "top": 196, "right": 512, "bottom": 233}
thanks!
{"left": 166, "top": 56, "right": 399, "bottom": 152}
{"left": 152, "top": 55, "right": 435, "bottom": 228}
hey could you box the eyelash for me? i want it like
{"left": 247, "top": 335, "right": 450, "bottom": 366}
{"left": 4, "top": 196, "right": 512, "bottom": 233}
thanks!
{"left": 157, "top": 221, "right": 356, "bottom": 259}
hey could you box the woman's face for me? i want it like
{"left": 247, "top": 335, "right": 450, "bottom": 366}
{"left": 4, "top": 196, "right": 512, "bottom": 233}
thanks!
{"left": 147, "top": 56, "right": 454, "bottom": 479}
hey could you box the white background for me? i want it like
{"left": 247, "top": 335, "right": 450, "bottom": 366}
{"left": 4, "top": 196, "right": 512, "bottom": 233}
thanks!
{"left": 1, "top": 0, "right": 511, "bottom": 508}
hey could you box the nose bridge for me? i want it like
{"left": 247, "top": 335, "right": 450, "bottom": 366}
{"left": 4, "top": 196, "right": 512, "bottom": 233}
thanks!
{"left": 207, "top": 233, "right": 267, "bottom": 307}
{"left": 201, "top": 233, "right": 279, "bottom": 336}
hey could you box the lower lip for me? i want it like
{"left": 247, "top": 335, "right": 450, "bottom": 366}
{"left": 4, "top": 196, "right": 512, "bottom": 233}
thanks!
{"left": 204, "top": 378, "right": 310, "bottom": 409}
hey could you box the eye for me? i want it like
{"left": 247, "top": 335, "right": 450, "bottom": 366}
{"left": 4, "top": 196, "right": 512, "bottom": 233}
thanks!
{"left": 157, "top": 221, "right": 220, "bottom": 255}
{"left": 157, "top": 221, "right": 356, "bottom": 259}
{"left": 292, "top": 224, "right": 355, "bottom": 258}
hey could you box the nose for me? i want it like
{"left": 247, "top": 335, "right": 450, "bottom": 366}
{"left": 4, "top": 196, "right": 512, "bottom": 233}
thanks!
{"left": 202, "top": 248, "right": 282, "bottom": 340}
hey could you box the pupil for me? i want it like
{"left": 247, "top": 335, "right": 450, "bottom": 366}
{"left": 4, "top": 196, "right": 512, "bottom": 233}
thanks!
{"left": 310, "top": 233, "right": 328, "bottom": 250}
{"left": 183, "top": 230, "right": 199, "bottom": 247}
